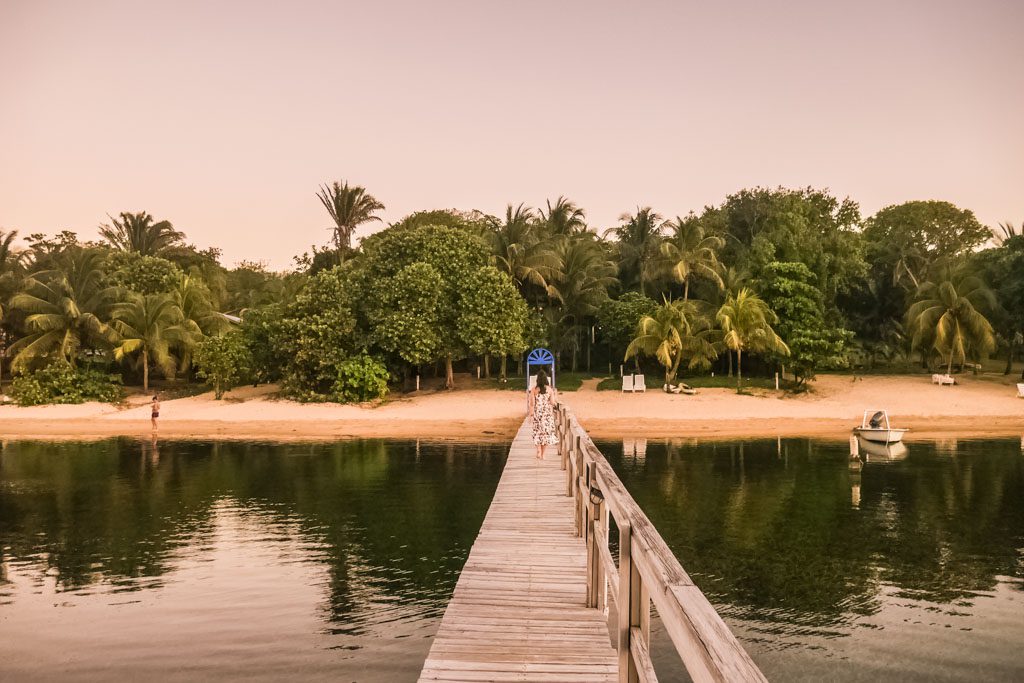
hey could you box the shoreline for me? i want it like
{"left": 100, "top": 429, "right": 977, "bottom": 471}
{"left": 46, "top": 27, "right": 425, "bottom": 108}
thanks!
{"left": 0, "top": 416, "right": 1020, "bottom": 443}
{"left": 1, "top": 375, "right": 1020, "bottom": 443}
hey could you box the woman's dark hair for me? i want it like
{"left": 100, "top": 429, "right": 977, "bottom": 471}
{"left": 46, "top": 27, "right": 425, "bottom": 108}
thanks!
{"left": 536, "top": 370, "right": 549, "bottom": 394}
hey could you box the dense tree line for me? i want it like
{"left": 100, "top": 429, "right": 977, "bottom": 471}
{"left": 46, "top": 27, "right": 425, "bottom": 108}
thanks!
{"left": 0, "top": 182, "right": 1020, "bottom": 404}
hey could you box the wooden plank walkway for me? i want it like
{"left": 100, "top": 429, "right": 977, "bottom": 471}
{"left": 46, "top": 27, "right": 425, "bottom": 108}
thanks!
{"left": 419, "top": 418, "right": 618, "bottom": 682}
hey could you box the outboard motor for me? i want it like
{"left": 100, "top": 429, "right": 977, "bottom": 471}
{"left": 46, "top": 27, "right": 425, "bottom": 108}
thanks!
{"left": 868, "top": 411, "right": 885, "bottom": 429}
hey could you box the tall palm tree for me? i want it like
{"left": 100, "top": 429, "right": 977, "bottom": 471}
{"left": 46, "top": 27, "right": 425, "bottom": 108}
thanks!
{"left": 716, "top": 288, "right": 789, "bottom": 391}
{"left": 112, "top": 293, "right": 191, "bottom": 391}
{"left": 540, "top": 196, "right": 587, "bottom": 237}
{"left": 99, "top": 212, "right": 185, "bottom": 256}
{"left": 604, "top": 207, "right": 664, "bottom": 295}
{"left": 316, "top": 180, "right": 385, "bottom": 259}
{"left": 0, "top": 229, "right": 25, "bottom": 387}
{"left": 660, "top": 215, "right": 725, "bottom": 299}
{"left": 906, "top": 273, "right": 996, "bottom": 375}
{"left": 171, "top": 274, "right": 231, "bottom": 373}
{"left": 9, "top": 249, "right": 119, "bottom": 371}
{"left": 484, "top": 204, "right": 557, "bottom": 295}
{"left": 547, "top": 234, "right": 617, "bottom": 370}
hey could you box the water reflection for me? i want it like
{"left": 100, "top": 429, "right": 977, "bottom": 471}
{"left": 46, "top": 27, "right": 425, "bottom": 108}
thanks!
{"left": 0, "top": 438, "right": 506, "bottom": 681}
{"left": 600, "top": 436, "right": 1024, "bottom": 682}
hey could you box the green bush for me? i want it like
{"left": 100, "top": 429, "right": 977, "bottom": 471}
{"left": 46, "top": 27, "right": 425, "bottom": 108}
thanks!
{"left": 194, "top": 332, "right": 252, "bottom": 399}
{"left": 332, "top": 354, "right": 390, "bottom": 403}
{"left": 10, "top": 364, "right": 124, "bottom": 406}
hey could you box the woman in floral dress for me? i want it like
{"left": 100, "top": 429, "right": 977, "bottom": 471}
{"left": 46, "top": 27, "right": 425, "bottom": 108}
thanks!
{"left": 528, "top": 370, "right": 558, "bottom": 460}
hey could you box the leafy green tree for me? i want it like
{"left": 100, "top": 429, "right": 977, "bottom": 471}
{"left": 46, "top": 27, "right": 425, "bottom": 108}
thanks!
{"left": 224, "top": 261, "right": 287, "bottom": 314}
{"left": 316, "top": 180, "right": 385, "bottom": 258}
{"left": 760, "top": 262, "right": 851, "bottom": 386}
{"left": 972, "top": 235, "right": 1024, "bottom": 376}
{"left": 111, "top": 293, "right": 190, "bottom": 391}
{"left": 547, "top": 233, "right": 617, "bottom": 370}
{"left": 369, "top": 262, "right": 445, "bottom": 367}
{"left": 274, "top": 267, "right": 360, "bottom": 400}
{"left": 906, "top": 270, "right": 996, "bottom": 375}
{"left": 703, "top": 187, "right": 865, "bottom": 307}
{"left": 660, "top": 214, "right": 724, "bottom": 299}
{"left": 239, "top": 305, "right": 284, "bottom": 385}
{"left": 194, "top": 332, "right": 252, "bottom": 399}
{"left": 605, "top": 207, "right": 664, "bottom": 295}
{"left": 105, "top": 251, "right": 183, "bottom": 294}
{"left": 717, "top": 288, "right": 789, "bottom": 391}
{"left": 359, "top": 224, "right": 496, "bottom": 388}
{"left": 865, "top": 201, "right": 992, "bottom": 285}
{"left": 9, "top": 248, "right": 119, "bottom": 371}
{"left": 458, "top": 266, "right": 528, "bottom": 381}
{"left": 99, "top": 212, "right": 185, "bottom": 256}
{"left": 597, "top": 292, "right": 658, "bottom": 369}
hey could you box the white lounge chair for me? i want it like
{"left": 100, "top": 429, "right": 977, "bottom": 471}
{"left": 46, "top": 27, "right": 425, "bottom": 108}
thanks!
{"left": 1017, "top": 383, "right": 1024, "bottom": 398}
{"left": 932, "top": 374, "right": 955, "bottom": 386}
{"left": 622, "top": 375, "right": 634, "bottom": 392}
{"left": 633, "top": 374, "right": 647, "bottom": 392}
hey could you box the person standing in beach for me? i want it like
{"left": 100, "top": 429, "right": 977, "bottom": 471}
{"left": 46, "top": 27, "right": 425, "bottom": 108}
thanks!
{"left": 528, "top": 370, "right": 558, "bottom": 460}
{"left": 151, "top": 394, "right": 160, "bottom": 433}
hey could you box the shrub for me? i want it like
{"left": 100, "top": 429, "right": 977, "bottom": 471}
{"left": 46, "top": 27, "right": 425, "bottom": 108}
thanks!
{"left": 194, "top": 332, "right": 252, "bottom": 399}
{"left": 10, "top": 364, "right": 124, "bottom": 406}
{"left": 331, "top": 354, "right": 389, "bottom": 403}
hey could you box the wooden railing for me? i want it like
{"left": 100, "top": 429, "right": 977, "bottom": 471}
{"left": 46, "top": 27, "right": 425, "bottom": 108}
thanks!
{"left": 555, "top": 404, "right": 768, "bottom": 683}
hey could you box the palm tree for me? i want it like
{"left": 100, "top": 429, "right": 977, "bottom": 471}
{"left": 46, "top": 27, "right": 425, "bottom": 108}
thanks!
{"left": 316, "top": 180, "right": 385, "bottom": 259}
{"left": 484, "top": 204, "right": 557, "bottom": 295}
{"left": 604, "top": 207, "right": 665, "bottom": 295}
{"left": 716, "top": 288, "right": 789, "bottom": 391}
{"left": 9, "top": 248, "right": 119, "bottom": 371}
{"left": 991, "top": 221, "right": 1021, "bottom": 247}
{"left": 0, "top": 229, "right": 25, "bottom": 387}
{"left": 171, "top": 274, "right": 230, "bottom": 373}
{"left": 547, "top": 234, "right": 617, "bottom": 370}
{"left": 99, "top": 212, "right": 185, "bottom": 256}
{"left": 112, "top": 293, "right": 191, "bottom": 391}
{"left": 906, "top": 273, "right": 996, "bottom": 375}
{"left": 540, "top": 196, "right": 587, "bottom": 237}
{"left": 626, "top": 299, "right": 722, "bottom": 387}
{"left": 660, "top": 215, "right": 725, "bottom": 299}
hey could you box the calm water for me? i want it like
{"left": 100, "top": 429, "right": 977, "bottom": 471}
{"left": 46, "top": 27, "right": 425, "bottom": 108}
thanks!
{"left": 0, "top": 438, "right": 506, "bottom": 682}
{"left": 599, "top": 437, "right": 1024, "bottom": 682}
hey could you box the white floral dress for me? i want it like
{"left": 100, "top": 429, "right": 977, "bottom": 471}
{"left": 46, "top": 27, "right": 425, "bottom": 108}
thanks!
{"left": 531, "top": 390, "right": 558, "bottom": 446}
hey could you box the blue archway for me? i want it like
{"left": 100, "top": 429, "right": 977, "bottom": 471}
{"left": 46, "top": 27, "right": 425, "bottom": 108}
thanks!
{"left": 526, "top": 348, "right": 555, "bottom": 392}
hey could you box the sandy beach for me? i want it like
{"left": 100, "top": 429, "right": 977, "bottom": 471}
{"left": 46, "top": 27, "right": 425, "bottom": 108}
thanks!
{"left": 1, "top": 374, "right": 1021, "bottom": 442}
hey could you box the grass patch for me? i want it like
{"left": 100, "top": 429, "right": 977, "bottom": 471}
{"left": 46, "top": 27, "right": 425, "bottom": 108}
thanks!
{"left": 598, "top": 374, "right": 787, "bottom": 391}
{"left": 488, "top": 372, "right": 608, "bottom": 392}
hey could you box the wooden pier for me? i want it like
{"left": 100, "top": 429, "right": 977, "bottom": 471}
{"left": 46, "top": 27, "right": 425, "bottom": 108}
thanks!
{"left": 419, "top": 405, "right": 766, "bottom": 683}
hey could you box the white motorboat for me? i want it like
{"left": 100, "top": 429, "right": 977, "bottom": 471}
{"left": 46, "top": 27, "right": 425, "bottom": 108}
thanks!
{"left": 853, "top": 410, "right": 908, "bottom": 444}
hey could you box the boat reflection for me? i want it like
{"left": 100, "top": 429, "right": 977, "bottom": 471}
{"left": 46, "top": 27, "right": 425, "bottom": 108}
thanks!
{"left": 857, "top": 436, "right": 909, "bottom": 461}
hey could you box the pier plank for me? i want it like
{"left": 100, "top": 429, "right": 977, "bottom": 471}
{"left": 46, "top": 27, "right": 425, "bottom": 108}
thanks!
{"left": 419, "top": 419, "right": 618, "bottom": 683}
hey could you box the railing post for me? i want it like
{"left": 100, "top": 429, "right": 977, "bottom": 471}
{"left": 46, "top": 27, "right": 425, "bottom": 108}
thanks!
{"left": 617, "top": 522, "right": 633, "bottom": 683}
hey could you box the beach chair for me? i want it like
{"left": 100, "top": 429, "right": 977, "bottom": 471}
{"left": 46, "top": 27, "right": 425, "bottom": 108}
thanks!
{"left": 622, "top": 375, "right": 635, "bottom": 392}
{"left": 1017, "top": 383, "right": 1024, "bottom": 398}
{"left": 932, "top": 373, "right": 955, "bottom": 386}
{"left": 528, "top": 374, "right": 537, "bottom": 390}
{"left": 634, "top": 374, "right": 647, "bottom": 392}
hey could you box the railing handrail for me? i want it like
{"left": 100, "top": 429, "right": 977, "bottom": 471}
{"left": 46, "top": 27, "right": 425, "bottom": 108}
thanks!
{"left": 555, "top": 403, "right": 767, "bottom": 683}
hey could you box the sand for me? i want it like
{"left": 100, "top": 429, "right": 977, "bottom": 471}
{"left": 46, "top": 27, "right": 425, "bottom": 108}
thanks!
{"left": 0, "top": 374, "right": 1021, "bottom": 442}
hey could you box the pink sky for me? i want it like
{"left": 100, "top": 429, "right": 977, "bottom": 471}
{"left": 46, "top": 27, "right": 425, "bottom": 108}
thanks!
{"left": 2, "top": 0, "right": 1022, "bottom": 269}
